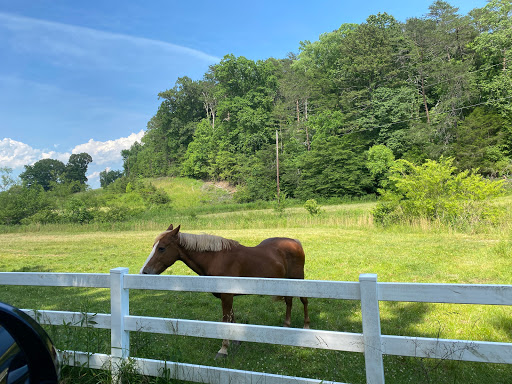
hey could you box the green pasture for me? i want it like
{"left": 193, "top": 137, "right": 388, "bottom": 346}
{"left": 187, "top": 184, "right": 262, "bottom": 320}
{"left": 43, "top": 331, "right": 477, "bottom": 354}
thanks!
{"left": 0, "top": 198, "right": 511, "bottom": 383}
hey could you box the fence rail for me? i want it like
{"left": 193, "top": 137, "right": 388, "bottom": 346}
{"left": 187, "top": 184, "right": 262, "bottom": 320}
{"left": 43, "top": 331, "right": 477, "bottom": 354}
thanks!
{"left": 1, "top": 268, "right": 511, "bottom": 384}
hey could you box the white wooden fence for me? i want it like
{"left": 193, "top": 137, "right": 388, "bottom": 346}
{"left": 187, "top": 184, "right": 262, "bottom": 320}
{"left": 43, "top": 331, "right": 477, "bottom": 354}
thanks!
{"left": 0, "top": 268, "right": 511, "bottom": 384}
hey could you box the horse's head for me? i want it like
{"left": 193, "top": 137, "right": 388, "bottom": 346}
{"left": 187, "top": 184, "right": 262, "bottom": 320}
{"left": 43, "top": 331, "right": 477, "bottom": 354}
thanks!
{"left": 140, "top": 224, "right": 181, "bottom": 274}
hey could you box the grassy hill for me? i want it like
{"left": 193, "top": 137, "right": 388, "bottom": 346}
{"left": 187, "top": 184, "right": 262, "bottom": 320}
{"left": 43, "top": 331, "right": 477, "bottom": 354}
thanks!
{"left": 145, "top": 177, "right": 234, "bottom": 209}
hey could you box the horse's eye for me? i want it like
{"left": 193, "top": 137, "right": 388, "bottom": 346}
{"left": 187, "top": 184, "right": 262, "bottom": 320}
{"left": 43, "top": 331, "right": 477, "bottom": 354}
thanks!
{"left": 158, "top": 247, "right": 165, "bottom": 252}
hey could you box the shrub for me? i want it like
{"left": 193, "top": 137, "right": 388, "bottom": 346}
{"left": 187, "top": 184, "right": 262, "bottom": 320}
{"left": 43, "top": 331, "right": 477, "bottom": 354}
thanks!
{"left": 107, "top": 176, "right": 130, "bottom": 194}
{"left": 373, "top": 157, "right": 505, "bottom": 228}
{"left": 64, "top": 198, "right": 94, "bottom": 224}
{"left": 233, "top": 185, "right": 252, "bottom": 203}
{"left": 94, "top": 206, "right": 132, "bottom": 223}
{"left": 304, "top": 199, "right": 322, "bottom": 216}
{"left": 137, "top": 182, "right": 171, "bottom": 206}
{"left": 21, "top": 209, "right": 61, "bottom": 225}
{"left": 0, "top": 185, "right": 53, "bottom": 225}
{"left": 99, "top": 169, "right": 123, "bottom": 188}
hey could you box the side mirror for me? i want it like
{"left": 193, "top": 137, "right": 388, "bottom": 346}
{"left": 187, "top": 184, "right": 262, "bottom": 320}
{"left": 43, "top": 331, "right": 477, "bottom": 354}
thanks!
{"left": 0, "top": 302, "right": 60, "bottom": 384}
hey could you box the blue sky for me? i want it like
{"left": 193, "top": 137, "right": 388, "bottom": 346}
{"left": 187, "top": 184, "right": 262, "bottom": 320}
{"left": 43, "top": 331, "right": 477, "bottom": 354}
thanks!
{"left": 0, "top": 0, "right": 487, "bottom": 188}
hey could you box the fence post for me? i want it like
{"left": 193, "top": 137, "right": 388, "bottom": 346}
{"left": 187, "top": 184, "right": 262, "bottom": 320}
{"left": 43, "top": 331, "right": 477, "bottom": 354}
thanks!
{"left": 111, "top": 267, "right": 130, "bottom": 382}
{"left": 359, "top": 273, "right": 385, "bottom": 384}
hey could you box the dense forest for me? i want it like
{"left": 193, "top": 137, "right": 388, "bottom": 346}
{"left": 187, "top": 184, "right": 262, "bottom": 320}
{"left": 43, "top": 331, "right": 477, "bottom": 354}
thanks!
{"left": 119, "top": 0, "right": 512, "bottom": 202}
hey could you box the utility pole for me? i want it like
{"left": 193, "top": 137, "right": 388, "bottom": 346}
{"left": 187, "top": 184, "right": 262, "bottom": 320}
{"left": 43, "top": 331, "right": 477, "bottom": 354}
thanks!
{"left": 276, "top": 130, "right": 280, "bottom": 204}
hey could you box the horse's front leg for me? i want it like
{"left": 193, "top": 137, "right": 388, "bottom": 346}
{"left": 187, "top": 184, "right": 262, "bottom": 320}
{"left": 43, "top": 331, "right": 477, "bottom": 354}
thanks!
{"left": 216, "top": 293, "right": 234, "bottom": 359}
{"left": 284, "top": 296, "right": 292, "bottom": 327}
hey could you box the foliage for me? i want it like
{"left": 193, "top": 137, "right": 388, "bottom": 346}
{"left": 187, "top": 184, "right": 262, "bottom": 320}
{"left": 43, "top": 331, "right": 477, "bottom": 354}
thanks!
{"left": 64, "top": 198, "right": 94, "bottom": 224}
{"left": 296, "top": 136, "right": 373, "bottom": 199}
{"left": 366, "top": 145, "right": 395, "bottom": 187}
{"left": 114, "top": 1, "right": 512, "bottom": 204}
{"left": 471, "top": 0, "right": 512, "bottom": 117}
{"left": 303, "top": 199, "right": 322, "bottom": 215}
{"left": 0, "top": 185, "right": 53, "bottom": 225}
{"left": 65, "top": 153, "right": 93, "bottom": 184}
{"left": 20, "top": 158, "right": 66, "bottom": 191}
{"left": 19, "top": 154, "right": 93, "bottom": 191}
{"left": 450, "top": 107, "right": 512, "bottom": 176}
{"left": 106, "top": 176, "right": 130, "bottom": 194}
{"left": 99, "top": 169, "right": 123, "bottom": 188}
{"left": 373, "top": 157, "right": 505, "bottom": 227}
{"left": 0, "top": 167, "right": 16, "bottom": 191}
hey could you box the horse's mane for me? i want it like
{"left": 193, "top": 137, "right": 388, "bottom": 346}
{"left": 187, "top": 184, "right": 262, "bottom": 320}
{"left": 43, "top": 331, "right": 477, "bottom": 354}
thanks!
{"left": 155, "top": 231, "right": 239, "bottom": 252}
{"left": 179, "top": 232, "right": 239, "bottom": 252}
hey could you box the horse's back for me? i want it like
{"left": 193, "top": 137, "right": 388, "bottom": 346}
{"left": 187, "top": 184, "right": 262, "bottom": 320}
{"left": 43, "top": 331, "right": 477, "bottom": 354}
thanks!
{"left": 257, "top": 237, "right": 301, "bottom": 247}
{"left": 256, "top": 237, "right": 305, "bottom": 279}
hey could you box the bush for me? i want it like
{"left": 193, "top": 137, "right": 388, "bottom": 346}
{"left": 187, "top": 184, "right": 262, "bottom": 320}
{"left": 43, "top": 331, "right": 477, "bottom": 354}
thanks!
{"left": 100, "top": 169, "right": 123, "bottom": 188}
{"left": 304, "top": 199, "right": 322, "bottom": 215}
{"left": 137, "top": 182, "right": 171, "bottom": 206}
{"left": 21, "top": 209, "right": 61, "bottom": 225}
{"left": 94, "top": 206, "right": 133, "bottom": 223}
{"left": 106, "top": 176, "right": 130, "bottom": 194}
{"left": 233, "top": 185, "right": 252, "bottom": 203}
{"left": 373, "top": 157, "right": 505, "bottom": 228}
{"left": 64, "top": 198, "right": 94, "bottom": 224}
{"left": 0, "top": 185, "right": 53, "bottom": 225}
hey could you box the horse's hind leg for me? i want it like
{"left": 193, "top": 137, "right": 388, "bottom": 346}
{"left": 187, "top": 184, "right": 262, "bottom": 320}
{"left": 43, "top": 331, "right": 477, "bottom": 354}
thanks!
{"left": 216, "top": 294, "right": 234, "bottom": 359}
{"left": 284, "top": 296, "right": 292, "bottom": 327}
{"left": 300, "top": 297, "right": 310, "bottom": 329}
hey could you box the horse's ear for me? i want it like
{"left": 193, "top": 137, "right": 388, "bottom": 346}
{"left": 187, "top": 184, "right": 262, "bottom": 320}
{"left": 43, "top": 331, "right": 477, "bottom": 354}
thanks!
{"left": 167, "top": 224, "right": 173, "bottom": 231}
{"left": 170, "top": 225, "right": 180, "bottom": 237}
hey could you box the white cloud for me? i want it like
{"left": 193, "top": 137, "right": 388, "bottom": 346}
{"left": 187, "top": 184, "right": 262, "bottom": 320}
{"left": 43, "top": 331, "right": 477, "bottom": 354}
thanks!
{"left": 86, "top": 171, "right": 102, "bottom": 184}
{"left": 72, "top": 130, "right": 145, "bottom": 165}
{"left": 0, "top": 138, "right": 40, "bottom": 168}
{"left": 0, "top": 130, "right": 144, "bottom": 170}
{"left": 0, "top": 138, "right": 69, "bottom": 168}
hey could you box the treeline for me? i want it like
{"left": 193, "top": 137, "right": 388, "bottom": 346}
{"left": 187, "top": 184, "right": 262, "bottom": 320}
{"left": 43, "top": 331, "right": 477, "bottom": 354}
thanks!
{"left": 0, "top": 153, "right": 94, "bottom": 225}
{"left": 121, "top": 0, "right": 512, "bottom": 202}
{"left": 0, "top": 160, "right": 171, "bottom": 225}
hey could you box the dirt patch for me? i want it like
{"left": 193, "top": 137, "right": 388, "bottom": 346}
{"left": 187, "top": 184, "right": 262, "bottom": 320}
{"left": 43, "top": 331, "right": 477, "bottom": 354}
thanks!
{"left": 202, "top": 181, "right": 237, "bottom": 194}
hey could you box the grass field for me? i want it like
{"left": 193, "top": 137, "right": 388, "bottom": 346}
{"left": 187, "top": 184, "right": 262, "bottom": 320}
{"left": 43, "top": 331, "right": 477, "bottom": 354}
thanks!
{"left": 0, "top": 180, "right": 511, "bottom": 383}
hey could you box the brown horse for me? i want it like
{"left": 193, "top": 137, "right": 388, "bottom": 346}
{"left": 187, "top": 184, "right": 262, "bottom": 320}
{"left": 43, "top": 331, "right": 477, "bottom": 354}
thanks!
{"left": 140, "top": 224, "right": 310, "bottom": 358}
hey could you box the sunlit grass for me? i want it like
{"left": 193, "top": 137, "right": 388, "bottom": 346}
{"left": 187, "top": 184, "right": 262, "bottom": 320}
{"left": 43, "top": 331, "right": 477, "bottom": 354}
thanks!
{"left": 0, "top": 193, "right": 511, "bottom": 383}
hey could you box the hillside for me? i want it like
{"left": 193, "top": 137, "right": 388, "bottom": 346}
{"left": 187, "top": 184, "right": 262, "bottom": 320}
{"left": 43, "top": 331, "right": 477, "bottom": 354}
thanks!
{"left": 119, "top": 1, "right": 512, "bottom": 203}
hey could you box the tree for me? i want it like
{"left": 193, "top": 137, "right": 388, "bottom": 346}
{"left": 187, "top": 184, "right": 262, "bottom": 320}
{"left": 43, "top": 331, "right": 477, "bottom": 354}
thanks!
{"left": 296, "top": 136, "right": 373, "bottom": 198}
{"left": 20, "top": 159, "right": 66, "bottom": 191}
{"left": 121, "top": 76, "right": 206, "bottom": 178}
{"left": 0, "top": 167, "right": 16, "bottom": 191}
{"left": 122, "top": 142, "right": 142, "bottom": 177}
{"left": 99, "top": 169, "right": 123, "bottom": 188}
{"left": 181, "top": 119, "right": 216, "bottom": 180}
{"left": 212, "top": 55, "right": 279, "bottom": 154}
{"left": 366, "top": 145, "right": 395, "bottom": 188}
{"left": 65, "top": 153, "right": 93, "bottom": 185}
{"left": 296, "top": 23, "right": 358, "bottom": 112}
{"left": 450, "top": 107, "right": 512, "bottom": 176}
{"left": 424, "top": 2, "right": 478, "bottom": 148}
{"left": 471, "top": 0, "right": 512, "bottom": 117}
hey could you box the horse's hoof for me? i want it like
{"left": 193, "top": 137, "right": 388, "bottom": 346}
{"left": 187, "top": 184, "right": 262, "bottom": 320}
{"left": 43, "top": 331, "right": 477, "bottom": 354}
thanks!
{"left": 215, "top": 352, "right": 228, "bottom": 360}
